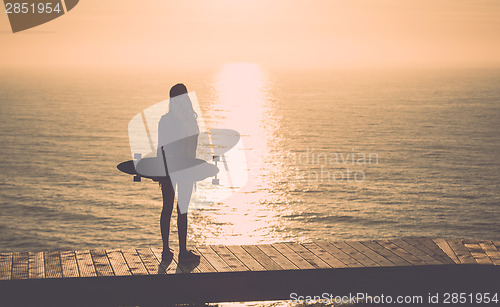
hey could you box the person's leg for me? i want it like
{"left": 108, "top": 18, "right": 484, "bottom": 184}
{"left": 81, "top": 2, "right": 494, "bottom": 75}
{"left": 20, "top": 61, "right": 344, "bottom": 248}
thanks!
{"left": 176, "top": 181, "right": 194, "bottom": 254}
{"left": 177, "top": 205, "right": 188, "bottom": 253}
{"left": 160, "top": 178, "right": 175, "bottom": 257}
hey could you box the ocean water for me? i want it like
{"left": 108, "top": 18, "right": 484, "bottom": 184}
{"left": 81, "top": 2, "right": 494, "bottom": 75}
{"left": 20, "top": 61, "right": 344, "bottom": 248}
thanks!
{"left": 0, "top": 66, "right": 499, "bottom": 257}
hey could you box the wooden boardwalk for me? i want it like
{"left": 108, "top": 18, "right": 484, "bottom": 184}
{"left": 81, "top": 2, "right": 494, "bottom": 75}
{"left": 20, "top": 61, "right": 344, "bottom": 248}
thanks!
{"left": 0, "top": 238, "right": 499, "bottom": 306}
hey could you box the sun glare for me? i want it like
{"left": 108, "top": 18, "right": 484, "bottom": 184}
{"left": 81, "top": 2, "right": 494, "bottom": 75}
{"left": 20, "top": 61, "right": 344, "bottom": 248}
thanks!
{"left": 213, "top": 62, "right": 267, "bottom": 129}
{"left": 200, "top": 62, "right": 284, "bottom": 244}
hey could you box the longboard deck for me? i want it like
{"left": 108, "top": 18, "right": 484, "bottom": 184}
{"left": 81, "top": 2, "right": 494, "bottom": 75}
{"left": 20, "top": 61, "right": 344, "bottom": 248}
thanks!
{"left": 206, "top": 129, "right": 240, "bottom": 156}
{"left": 117, "top": 158, "right": 218, "bottom": 181}
{"left": 117, "top": 160, "right": 137, "bottom": 175}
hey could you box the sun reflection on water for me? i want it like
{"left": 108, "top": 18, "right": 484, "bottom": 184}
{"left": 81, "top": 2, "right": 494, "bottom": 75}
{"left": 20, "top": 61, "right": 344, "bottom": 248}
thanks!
{"left": 192, "top": 63, "right": 290, "bottom": 245}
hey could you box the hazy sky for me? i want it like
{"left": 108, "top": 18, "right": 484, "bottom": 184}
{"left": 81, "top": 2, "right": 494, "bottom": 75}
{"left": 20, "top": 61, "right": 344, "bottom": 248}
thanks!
{"left": 1, "top": 0, "right": 500, "bottom": 70}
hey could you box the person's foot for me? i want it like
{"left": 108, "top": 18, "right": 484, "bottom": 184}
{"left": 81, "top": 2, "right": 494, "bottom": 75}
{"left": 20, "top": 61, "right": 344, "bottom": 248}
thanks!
{"left": 178, "top": 249, "right": 200, "bottom": 262}
{"left": 161, "top": 248, "right": 174, "bottom": 263}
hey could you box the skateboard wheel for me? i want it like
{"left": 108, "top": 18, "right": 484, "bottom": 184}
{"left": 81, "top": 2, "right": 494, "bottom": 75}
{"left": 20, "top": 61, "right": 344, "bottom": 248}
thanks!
{"left": 134, "top": 175, "right": 141, "bottom": 182}
{"left": 213, "top": 155, "right": 220, "bottom": 162}
{"left": 212, "top": 178, "right": 219, "bottom": 185}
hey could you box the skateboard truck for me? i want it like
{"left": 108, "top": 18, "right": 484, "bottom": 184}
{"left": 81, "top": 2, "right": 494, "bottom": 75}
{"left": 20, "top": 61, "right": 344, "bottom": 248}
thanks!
{"left": 212, "top": 155, "right": 220, "bottom": 185}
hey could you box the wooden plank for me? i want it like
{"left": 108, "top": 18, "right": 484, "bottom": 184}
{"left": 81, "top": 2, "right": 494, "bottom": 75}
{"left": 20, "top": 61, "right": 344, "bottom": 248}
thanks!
{"left": 330, "top": 241, "right": 379, "bottom": 267}
{"left": 375, "top": 240, "right": 426, "bottom": 266}
{"left": 464, "top": 243, "right": 493, "bottom": 265}
{"left": 270, "top": 243, "right": 314, "bottom": 270}
{"left": 28, "top": 252, "right": 45, "bottom": 279}
{"left": 197, "top": 246, "right": 232, "bottom": 272}
{"left": 316, "top": 241, "right": 363, "bottom": 268}
{"left": 90, "top": 250, "right": 114, "bottom": 277}
{"left": 345, "top": 241, "right": 395, "bottom": 267}
{"left": 211, "top": 245, "right": 248, "bottom": 272}
{"left": 75, "top": 250, "right": 97, "bottom": 277}
{"left": 0, "top": 252, "right": 13, "bottom": 280}
{"left": 493, "top": 241, "right": 500, "bottom": 250}
{"left": 272, "top": 243, "right": 316, "bottom": 270}
{"left": 433, "top": 238, "right": 460, "bottom": 264}
{"left": 151, "top": 248, "right": 183, "bottom": 274}
{"left": 121, "top": 249, "right": 148, "bottom": 276}
{"left": 60, "top": 251, "right": 80, "bottom": 278}
{"left": 227, "top": 245, "right": 266, "bottom": 271}
{"left": 391, "top": 239, "right": 442, "bottom": 265}
{"left": 241, "top": 245, "right": 281, "bottom": 271}
{"left": 106, "top": 250, "right": 132, "bottom": 276}
{"left": 257, "top": 244, "right": 298, "bottom": 270}
{"left": 44, "top": 251, "right": 62, "bottom": 279}
{"left": 360, "top": 241, "right": 412, "bottom": 267}
{"left": 136, "top": 248, "right": 165, "bottom": 275}
{"left": 191, "top": 247, "right": 216, "bottom": 273}
{"left": 302, "top": 243, "right": 347, "bottom": 268}
{"left": 479, "top": 241, "right": 500, "bottom": 265}
{"left": 285, "top": 242, "right": 330, "bottom": 269}
{"left": 412, "top": 237, "right": 456, "bottom": 264}
{"left": 11, "top": 252, "right": 29, "bottom": 280}
{"left": 402, "top": 238, "right": 446, "bottom": 264}
{"left": 446, "top": 239, "right": 477, "bottom": 264}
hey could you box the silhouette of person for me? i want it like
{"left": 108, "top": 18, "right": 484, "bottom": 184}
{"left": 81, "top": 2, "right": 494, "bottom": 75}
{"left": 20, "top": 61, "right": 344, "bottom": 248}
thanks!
{"left": 158, "top": 83, "right": 201, "bottom": 263}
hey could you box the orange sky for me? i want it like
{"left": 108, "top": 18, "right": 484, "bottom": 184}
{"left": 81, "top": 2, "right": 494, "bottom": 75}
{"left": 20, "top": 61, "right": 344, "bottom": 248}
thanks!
{"left": 1, "top": 0, "right": 500, "bottom": 70}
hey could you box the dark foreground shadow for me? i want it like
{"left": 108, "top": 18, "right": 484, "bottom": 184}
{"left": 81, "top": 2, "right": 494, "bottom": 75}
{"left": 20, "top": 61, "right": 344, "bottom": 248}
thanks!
{"left": 2, "top": 263, "right": 498, "bottom": 306}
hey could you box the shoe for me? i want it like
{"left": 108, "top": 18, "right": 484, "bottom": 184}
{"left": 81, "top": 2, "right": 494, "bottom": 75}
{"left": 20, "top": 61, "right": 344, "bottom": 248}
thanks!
{"left": 161, "top": 249, "right": 174, "bottom": 263}
{"left": 178, "top": 249, "right": 200, "bottom": 262}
